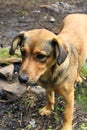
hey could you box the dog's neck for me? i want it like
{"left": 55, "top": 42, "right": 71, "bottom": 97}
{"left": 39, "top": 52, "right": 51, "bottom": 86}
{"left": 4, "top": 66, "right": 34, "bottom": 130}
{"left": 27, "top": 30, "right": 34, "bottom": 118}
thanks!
{"left": 38, "top": 57, "right": 70, "bottom": 88}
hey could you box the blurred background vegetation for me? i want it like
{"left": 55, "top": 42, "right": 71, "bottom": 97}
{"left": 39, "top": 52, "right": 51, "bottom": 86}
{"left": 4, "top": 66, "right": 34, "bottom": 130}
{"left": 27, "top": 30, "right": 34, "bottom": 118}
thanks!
{"left": 75, "top": 61, "right": 87, "bottom": 111}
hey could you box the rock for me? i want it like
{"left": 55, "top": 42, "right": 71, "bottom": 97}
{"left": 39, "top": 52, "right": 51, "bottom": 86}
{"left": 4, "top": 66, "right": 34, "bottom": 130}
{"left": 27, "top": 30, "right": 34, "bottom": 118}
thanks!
{"left": 0, "top": 64, "right": 14, "bottom": 80}
{"left": 27, "top": 86, "right": 45, "bottom": 94}
{"left": 0, "top": 80, "right": 26, "bottom": 98}
{"left": 0, "top": 64, "right": 26, "bottom": 101}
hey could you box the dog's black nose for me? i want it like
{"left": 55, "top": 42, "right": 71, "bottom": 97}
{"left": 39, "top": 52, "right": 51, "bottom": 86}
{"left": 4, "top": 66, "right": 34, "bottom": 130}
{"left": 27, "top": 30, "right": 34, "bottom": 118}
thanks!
{"left": 18, "top": 74, "right": 29, "bottom": 83}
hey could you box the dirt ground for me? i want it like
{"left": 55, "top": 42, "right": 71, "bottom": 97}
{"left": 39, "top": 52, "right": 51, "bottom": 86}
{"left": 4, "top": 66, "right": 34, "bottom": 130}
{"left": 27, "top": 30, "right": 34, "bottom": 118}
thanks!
{"left": 0, "top": 0, "right": 87, "bottom": 130}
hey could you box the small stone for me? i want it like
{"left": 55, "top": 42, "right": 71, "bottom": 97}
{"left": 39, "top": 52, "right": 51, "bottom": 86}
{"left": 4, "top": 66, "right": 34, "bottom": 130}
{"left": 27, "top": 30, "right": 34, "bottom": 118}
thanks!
{"left": 50, "top": 17, "right": 55, "bottom": 22}
{"left": 1, "top": 21, "right": 4, "bottom": 24}
{"left": 29, "top": 119, "right": 36, "bottom": 128}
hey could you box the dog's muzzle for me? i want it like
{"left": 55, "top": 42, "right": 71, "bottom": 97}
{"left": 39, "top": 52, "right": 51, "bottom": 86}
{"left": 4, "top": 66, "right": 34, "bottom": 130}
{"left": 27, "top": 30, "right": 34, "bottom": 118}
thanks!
{"left": 18, "top": 73, "right": 37, "bottom": 86}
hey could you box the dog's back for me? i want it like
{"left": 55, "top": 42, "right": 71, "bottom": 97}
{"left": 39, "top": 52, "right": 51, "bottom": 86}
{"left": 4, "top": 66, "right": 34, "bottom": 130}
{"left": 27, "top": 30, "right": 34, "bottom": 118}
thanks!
{"left": 59, "top": 14, "right": 87, "bottom": 68}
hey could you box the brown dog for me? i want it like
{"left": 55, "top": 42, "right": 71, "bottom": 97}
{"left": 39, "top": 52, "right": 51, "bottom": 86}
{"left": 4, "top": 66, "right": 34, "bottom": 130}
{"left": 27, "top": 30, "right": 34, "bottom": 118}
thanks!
{"left": 9, "top": 14, "right": 87, "bottom": 130}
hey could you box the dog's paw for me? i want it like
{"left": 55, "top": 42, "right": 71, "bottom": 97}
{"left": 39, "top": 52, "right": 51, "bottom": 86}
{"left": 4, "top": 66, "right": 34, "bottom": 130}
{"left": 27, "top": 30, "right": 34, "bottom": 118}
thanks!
{"left": 39, "top": 106, "right": 52, "bottom": 116}
{"left": 62, "top": 125, "right": 72, "bottom": 130}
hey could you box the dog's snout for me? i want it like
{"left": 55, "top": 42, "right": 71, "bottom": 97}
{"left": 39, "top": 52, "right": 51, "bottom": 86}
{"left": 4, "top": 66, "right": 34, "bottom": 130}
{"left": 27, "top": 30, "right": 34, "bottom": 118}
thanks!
{"left": 18, "top": 73, "right": 29, "bottom": 83}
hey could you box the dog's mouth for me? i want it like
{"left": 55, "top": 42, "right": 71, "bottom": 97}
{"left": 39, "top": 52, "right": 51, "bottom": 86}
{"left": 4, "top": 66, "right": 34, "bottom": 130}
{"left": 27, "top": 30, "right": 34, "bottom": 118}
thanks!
{"left": 26, "top": 82, "right": 37, "bottom": 87}
{"left": 19, "top": 79, "right": 37, "bottom": 87}
{"left": 18, "top": 74, "right": 38, "bottom": 87}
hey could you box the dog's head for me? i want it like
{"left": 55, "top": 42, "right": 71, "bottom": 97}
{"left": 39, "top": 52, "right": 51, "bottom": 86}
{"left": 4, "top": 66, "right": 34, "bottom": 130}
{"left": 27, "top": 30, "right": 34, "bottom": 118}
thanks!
{"left": 9, "top": 29, "right": 68, "bottom": 85}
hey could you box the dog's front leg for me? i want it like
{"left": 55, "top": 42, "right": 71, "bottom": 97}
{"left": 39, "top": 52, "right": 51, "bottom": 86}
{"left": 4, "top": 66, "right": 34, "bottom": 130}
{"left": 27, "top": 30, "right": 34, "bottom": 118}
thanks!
{"left": 62, "top": 89, "right": 74, "bottom": 130}
{"left": 39, "top": 90, "right": 55, "bottom": 116}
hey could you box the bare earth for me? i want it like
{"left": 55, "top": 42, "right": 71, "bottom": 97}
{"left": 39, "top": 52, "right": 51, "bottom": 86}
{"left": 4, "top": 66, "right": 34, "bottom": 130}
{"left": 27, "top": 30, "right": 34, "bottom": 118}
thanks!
{"left": 0, "top": 0, "right": 87, "bottom": 130}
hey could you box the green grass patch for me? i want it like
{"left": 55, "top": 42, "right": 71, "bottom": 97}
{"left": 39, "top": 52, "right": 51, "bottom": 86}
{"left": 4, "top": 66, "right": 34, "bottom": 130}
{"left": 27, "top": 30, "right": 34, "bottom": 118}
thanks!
{"left": 76, "top": 61, "right": 87, "bottom": 111}
{"left": 81, "top": 123, "right": 87, "bottom": 130}
{"left": 75, "top": 87, "right": 87, "bottom": 111}
{"left": 81, "top": 61, "right": 87, "bottom": 77}
{"left": 0, "top": 48, "right": 21, "bottom": 64}
{"left": 0, "top": 48, "right": 21, "bottom": 58}
{"left": 22, "top": 124, "right": 32, "bottom": 130}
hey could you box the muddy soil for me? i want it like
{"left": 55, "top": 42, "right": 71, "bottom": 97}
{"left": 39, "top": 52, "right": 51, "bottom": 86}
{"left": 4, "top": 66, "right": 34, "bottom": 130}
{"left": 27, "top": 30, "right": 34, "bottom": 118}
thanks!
{"left": 0, "top": 0, "right": 87, "bottom": 130}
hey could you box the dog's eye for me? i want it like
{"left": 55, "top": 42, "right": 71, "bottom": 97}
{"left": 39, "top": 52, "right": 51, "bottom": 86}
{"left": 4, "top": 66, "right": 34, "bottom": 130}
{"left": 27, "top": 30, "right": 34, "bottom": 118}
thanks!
{"left": 35, "top": 54, "right": 47, "bottom": 62}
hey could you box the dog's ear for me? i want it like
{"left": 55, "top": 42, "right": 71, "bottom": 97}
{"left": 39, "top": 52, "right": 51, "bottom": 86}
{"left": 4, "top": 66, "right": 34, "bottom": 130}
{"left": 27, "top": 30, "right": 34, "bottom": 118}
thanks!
{"left": 9, "top": 32, "right": 25, "bottom": 55}
{"left": 51, "top": 38, "right": 68, "bottom": 65}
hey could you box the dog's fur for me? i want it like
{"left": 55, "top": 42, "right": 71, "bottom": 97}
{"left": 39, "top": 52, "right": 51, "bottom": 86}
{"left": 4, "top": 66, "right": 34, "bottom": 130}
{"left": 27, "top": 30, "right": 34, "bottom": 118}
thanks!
{"left": 9, "top": 14, "right": 87, "bottom": 130}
